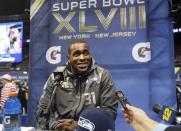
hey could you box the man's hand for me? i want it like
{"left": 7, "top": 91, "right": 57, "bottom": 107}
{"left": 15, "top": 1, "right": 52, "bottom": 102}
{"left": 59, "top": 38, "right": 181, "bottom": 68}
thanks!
{"left": 55, "top": 119, "right": 78, "bottom": 131}
{"left": 121, "top": 104, "right": 158, "bottom": 131}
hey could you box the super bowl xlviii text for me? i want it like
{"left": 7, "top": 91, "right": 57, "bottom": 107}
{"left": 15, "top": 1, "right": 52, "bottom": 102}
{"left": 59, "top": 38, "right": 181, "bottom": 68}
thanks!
{"left": 52, "top": 0, "right": 146, "bottom": 33}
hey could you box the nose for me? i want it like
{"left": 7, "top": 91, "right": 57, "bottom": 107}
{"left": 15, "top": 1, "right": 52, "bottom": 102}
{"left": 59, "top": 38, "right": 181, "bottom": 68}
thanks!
{"left": 79, "top": 54, "right": 85, "bottom": 60}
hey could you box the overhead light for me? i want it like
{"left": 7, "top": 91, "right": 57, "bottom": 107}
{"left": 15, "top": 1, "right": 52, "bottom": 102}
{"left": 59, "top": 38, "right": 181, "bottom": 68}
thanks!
{"left": 16, "top": 67, "right": 20, "bottom": 71}
{"left": 23, "top": 71, "right": 28, "bottom": 74}
{"left": 173, "top": 28, "right": 181, "bottom": 33}
{"left": 26, "top": 39, "right": 30, "bottom": 43}
{"left": 173, "top": 29, "right": 178, "bottom": 32}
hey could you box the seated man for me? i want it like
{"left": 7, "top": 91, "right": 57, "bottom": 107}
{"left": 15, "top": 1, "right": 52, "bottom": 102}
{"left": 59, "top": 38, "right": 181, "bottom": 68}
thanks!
{"left": 37, "top": 40, "right": 118, "bottom": 130}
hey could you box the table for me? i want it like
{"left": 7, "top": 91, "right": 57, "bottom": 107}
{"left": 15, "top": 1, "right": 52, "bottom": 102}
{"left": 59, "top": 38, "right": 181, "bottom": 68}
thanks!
{"left": 0, "top": 124, "right": 35, "bottom": 131}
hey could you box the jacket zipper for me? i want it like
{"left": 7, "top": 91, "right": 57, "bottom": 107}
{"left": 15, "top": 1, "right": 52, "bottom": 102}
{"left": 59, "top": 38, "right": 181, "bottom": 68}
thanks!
{"left": 74, "top": 78, "right": 82, "bottom": 119}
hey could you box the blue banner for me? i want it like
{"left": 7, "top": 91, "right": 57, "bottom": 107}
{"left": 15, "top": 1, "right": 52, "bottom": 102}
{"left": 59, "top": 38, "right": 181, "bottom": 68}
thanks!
{"left": 30, "top": 0, "right": 176, "bottom": 130}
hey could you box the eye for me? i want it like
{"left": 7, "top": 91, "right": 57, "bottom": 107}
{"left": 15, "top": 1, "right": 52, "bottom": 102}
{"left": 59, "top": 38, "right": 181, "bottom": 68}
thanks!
{"left": 72, "top": 51, "right": 80, "bottom": 57}
{"left": 83, "top": 50, "right": 89, "bottom": 56}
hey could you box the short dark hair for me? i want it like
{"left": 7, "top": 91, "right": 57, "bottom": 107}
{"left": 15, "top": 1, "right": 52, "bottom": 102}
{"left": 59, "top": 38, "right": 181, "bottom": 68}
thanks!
{"left": 68, "top": 39, "right": 89, "bottom": 55}
{"left": 13, "top": 80, "right": 21, "bottom": 87}
{"left": 9, "top": 24, "right": 22, "bottom": 32}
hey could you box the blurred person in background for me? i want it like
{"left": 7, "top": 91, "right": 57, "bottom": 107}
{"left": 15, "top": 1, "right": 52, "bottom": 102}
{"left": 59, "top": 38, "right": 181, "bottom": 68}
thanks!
{"left": 0, "top": 74, "right": 17, "bottom": 109}
{"left": 13, "top": 80, "right": 28, "bottom": 114}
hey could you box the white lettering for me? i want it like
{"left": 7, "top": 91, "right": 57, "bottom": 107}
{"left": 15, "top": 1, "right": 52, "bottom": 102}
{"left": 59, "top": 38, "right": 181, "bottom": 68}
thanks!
{"left": 52, "top": 0, "right": 145, "bottom": 12}
{"left": 52, "top": 3, "right": 60, "bottom": 12}
{"left": 71, "top": 2, "right": 78, "bottom": 10}
{"left": 4, "top": 116, "right": 11, "bottom": 124}
{"left": 137, "top": 0, "right": 145, "bottom": 4}
{"left": 61, "top": 3, "right": 69, "bottom": 11}
{"left": 103, "top": 0, "right": 111, "bottom": 7}
{"left": 52, "top": 0, "right": 97, "bottom": 12}
{"left": 103, "top": 0, "right": 145, "bottom": 7}
{"left": 113, "top": 0, "right": 122, "bottom": 6}
{"left": 89, "top": 0, "right": 97, "bottom": 8}
{"left": 84, "top": 92, "right": 96, "bottom": 105}
{"left": 80, "top": 1, "right": 87, "bottom": 9}
{"left": 124, "top": 0, "right": 135, "bottom": 5}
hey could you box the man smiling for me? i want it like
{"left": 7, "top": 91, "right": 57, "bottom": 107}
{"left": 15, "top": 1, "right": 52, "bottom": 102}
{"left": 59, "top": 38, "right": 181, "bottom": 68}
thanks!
{"left": 37, "top": 40, "right": 118, "bottom": 130}
{"left": 67, "top": 41, "right": 92, "bottom": 75}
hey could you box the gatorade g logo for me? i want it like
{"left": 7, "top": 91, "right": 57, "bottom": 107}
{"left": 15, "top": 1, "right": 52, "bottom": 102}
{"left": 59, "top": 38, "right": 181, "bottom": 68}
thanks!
{"left": 162, "top": 108, "right": 172, "bottom": 121}
{"left": 4, "top": 116, "right": 11, "bottom": 124}
{"left": 46, "top": 46, "right": 61, "bottom": 64}
{"left": 132, "top": 42, "right": 151, "bottom": 62}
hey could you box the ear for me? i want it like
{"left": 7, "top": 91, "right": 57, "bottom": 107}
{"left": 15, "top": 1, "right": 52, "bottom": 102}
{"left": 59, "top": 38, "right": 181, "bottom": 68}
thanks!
{"left": 67, "top": 55, "right": 70, "bottom": 62}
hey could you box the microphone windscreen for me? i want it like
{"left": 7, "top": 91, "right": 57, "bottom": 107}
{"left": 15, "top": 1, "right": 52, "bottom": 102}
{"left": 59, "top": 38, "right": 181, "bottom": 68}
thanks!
{"left": 152, "top": 104, "right": 162, "bottom": 114}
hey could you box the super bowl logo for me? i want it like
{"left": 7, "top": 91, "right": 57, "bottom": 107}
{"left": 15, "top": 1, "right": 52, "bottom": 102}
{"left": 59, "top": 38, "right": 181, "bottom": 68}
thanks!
{"left": 132, "top": 42, "right": 151, "bottom": 63}
{"left": 46, "top": 46, "right": 61, "bottom": 64}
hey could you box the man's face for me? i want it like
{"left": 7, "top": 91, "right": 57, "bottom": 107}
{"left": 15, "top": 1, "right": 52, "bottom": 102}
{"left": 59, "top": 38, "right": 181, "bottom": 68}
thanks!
{"left": 9, "top": 28, "right": 20, "bottom": 42}
{"left": 68, "top": 42, "right": 92, "bottom": 75}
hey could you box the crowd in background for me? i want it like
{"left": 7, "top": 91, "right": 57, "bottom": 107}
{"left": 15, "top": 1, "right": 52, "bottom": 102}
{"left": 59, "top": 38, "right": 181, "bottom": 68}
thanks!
{"left": 0, "top": 74, "right": 28, "bottom": 115}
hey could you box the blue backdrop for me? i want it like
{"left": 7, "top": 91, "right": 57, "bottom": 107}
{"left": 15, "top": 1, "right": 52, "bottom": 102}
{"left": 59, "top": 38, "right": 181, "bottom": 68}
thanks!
{"left": 30, "top": 0, "right": 176, "bottom": 130}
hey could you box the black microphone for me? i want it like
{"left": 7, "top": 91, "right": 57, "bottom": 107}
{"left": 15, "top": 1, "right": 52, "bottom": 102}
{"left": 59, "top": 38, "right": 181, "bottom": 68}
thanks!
{"left": 153, "top": 104, "right": 181, "bottom": 125}
{"left": 115, "top": 91, "right": 131, "bottom": 109}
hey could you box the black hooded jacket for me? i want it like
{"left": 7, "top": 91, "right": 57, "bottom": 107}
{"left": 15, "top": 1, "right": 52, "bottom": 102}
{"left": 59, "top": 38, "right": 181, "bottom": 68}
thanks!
{"left": 37, "top": 59, "right": 118, "bottom": 130}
